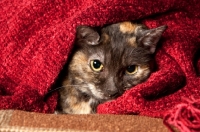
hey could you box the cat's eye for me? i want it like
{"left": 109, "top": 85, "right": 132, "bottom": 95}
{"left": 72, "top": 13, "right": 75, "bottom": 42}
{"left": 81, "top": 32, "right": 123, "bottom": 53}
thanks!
{"left": 90, "top": 60, "right": 103, "bottom": 72}
{"left": 126, "top": 65, "right": 138, "bottom": 75}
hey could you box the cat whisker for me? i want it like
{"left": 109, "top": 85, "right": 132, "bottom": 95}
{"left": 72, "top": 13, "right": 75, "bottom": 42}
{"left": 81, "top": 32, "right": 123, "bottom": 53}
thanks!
{"left": 54, "top": 85, "right": 90, "bottom": 90}
{"left": 62, "top": 85, "right": 91, "bottom": 89}
{"left": 46, "top": 85, "right": 90, "bottom": 95}
{"left": 63, "top": 84, "right": 90, "bottom": 87}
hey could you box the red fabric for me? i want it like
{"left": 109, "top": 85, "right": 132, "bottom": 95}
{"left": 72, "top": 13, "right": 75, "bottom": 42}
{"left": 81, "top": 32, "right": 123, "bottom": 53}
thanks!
{"left": 0, "top": 0, "right": 200, "bottom": 120}
{"left": 164, "top": 97, "right": 200, "bottom": 132}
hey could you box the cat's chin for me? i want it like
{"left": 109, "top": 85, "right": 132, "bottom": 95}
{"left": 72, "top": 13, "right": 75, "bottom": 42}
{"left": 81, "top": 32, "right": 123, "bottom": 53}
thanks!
{"left": 88, "top": 95, "right": 109, "bottom": 103}
{"left": 92, "top": 95, "right": 118, "bottom": 103}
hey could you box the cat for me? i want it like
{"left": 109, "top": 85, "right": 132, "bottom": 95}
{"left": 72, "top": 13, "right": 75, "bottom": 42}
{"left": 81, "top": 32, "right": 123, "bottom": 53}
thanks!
{"left": 56, "top": 21, "right": 167, "bottom": 114}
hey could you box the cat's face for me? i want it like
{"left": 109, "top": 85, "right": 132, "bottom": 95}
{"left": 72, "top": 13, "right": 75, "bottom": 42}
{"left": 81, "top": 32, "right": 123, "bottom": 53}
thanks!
{"left": 68, "top": 22, "right": 167, "bottom": 101}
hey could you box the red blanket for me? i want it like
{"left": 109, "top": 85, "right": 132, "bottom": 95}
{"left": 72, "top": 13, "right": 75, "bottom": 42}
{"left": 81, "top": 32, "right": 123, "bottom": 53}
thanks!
{"left": 0, "top": 0, "right": 200, "bottom": 130}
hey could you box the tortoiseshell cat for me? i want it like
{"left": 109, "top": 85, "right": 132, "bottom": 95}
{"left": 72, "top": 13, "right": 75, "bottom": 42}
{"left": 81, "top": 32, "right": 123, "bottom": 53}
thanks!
{"left": 57, "top": 21, "right": 167, "bottom": 114}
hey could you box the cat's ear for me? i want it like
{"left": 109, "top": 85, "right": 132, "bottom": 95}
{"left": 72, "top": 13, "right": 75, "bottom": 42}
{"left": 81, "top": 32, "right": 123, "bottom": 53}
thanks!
{"left": 76, "top": 26, "right": 100, "bottom": 46}
{"left": 136, "top": 25, "right": 167, "bottom": 53}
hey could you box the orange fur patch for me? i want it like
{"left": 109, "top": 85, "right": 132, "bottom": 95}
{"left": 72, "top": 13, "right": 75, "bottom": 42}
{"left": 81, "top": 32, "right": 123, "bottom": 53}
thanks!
{"left": 119, "top": 22, "right": 137, "bottom": 33}
{"left": 70, "top": 51, "right": 88, "bottom": 72}
{"left": 102, "top": 33, "right": 110, "bottom": 44}
{"left": 128, "top": 37, "right": 137, "bottom": 47}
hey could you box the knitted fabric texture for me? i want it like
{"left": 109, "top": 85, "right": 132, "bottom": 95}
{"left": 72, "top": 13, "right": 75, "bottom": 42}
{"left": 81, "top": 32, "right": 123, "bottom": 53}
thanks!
{"left": 0, "top": 0, "right": 200, "bottom": 121}
{"left": 164, "top": 97, "right": 200, "bottom": 132}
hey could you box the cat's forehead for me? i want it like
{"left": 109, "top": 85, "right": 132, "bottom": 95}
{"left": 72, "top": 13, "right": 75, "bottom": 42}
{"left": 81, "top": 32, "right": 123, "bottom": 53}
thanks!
{"left": 104, "top": 21, "right": 141, "bottom": 33}
{"left": 101, "top": 22, "right": 143, "bottom": 47}
{"left": 119, "top": 21, "right": 140, "bottom": 34}
{"left": 87, "top": 22, "right": 151, "bottom": 66}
